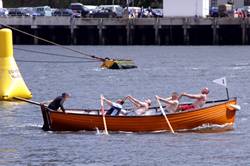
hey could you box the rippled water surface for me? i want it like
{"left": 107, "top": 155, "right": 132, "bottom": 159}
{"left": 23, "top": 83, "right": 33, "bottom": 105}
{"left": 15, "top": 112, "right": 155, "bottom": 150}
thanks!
{"left": 0, "top": 46, "right": 250, "bottom": 166}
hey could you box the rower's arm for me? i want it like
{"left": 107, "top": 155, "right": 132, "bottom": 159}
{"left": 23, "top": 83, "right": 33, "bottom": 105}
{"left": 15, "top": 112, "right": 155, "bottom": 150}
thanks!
{"left": 156, "top": 95, "right": 171, "bottom": 104}
{"left": 127, "top": 96, "right": 142, "bottom": 107}
{"left": 181, "top": 93, "right": 203, "bottom": 99}
{"left": 102, "top": 97, "right": 113, "bottom": 106}
{"left": 59, "top": 99, "right": 66, "bottom": 113}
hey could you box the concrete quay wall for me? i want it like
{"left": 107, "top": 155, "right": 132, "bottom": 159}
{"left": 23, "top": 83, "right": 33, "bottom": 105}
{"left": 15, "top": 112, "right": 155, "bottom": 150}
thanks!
{"left": 0, "top": 17, "right": 249, "bottom": 45}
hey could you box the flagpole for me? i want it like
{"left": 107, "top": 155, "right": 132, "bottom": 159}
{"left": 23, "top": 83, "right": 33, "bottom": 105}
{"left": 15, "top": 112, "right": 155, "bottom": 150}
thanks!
{"left": 213, "top": 77, "right": 229, "bottom": 100}
{"left": 226, "top": 87, "right": 229, "bottom": 100}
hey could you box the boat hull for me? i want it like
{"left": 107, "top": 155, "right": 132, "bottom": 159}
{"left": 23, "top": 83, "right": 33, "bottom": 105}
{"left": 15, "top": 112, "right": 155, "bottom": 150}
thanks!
{"left": 41, "top": 98, "right": 237, "bottom": 132}
{"left": 101, "top": 59, "right": 137, "bottom": 69}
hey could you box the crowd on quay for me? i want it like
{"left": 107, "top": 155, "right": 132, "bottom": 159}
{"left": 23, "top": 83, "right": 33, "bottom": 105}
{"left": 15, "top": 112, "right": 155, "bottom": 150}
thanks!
{"left": 48, "top": 87, "right": 209, "bottom": 116}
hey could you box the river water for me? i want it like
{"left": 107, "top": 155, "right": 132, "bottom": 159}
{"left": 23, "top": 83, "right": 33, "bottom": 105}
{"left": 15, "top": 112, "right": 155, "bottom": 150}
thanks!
{"left": 0, "top": 46, "right": 249, "bottom": 166}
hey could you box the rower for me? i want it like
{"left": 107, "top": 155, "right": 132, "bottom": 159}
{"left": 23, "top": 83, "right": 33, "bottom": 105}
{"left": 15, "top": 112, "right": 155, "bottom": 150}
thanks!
{"left": 101, "top": 95, "right": 127, "bottom": 116}
{"left": 126, "top": 95, "right": 151, "bottom": 115}
{"left": 178, "top": 87, "right": 209, "bottom": 111}
{"left": 156, "top": 92, "right": 180, "bottom": 113}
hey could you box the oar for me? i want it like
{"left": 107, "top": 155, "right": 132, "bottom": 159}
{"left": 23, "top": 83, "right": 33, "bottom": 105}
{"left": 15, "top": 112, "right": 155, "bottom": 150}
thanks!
{"left": 228, "top": 104, "right": 241, "bottom": 110}
{"left": 14, "top": 97, "right": 52, "bottom": 131}
{"left": 13, "top": 97, "right": 41, "bottom": 106}
{"left": 1, "top": 23, "right": 105, "bottom": 61}
{"left": 100, "top": 95, "right": 109, "bottom": 135}
{"left": 156, "top": 97, "right": 175, "bottom": 134}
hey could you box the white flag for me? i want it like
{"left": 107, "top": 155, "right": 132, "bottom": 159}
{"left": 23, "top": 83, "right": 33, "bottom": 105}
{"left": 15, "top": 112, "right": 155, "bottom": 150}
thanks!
{"left": 213, "top": 77, "right": 227, "bottom": 87}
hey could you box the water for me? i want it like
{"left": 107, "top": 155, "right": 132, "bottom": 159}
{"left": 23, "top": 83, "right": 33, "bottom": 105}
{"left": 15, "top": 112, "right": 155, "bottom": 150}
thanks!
{"left": 0, "top": 46, "right": 250, "bottom": 166}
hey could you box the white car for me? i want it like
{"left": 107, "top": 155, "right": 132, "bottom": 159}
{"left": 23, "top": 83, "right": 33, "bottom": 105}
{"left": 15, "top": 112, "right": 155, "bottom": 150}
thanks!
{"left": 0, "top": 8, "right": 8, "bottom": 16}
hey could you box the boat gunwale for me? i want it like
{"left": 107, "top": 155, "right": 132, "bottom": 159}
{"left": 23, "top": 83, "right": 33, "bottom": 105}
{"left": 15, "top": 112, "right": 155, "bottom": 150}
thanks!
{"left": 49, "top": 97, "right": 237, "bottom": 118}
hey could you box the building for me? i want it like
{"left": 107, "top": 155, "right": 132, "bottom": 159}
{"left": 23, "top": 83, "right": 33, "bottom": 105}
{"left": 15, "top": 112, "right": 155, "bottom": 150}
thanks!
{"left": 0, "top": 0, "right": 2, "bottom": 8}
{"left": 163, "top": 0, "right": 209, "bottom": 17}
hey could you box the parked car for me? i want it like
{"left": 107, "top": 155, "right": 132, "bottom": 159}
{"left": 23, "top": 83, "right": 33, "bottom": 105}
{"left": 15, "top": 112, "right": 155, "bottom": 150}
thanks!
{"left": 0, "top": 8, "right": 8, "bottom": 16}
{"left": 88, "top": 8, "right": 114, "bottom": 18}
{"left": 98, "top": 5, "right": 124, "bottom": 17}
{"left": 8, "top": 8, "right": 26, "bottom": 16}
{"left": 53, "top": 8, "right": 73, "bottom": 16}
{"left": 210, "top": 6, "right": 219, "bottom": 17}
{"left": 243, "top": 6, "right": 250, "bottom": 16}
{"left": 152, "top": 8, "right": 163, "bottom": 17}
{"left": 84, "top": 5, "right": 97, "bottom": 14}
{"left": 33, "top": 6, "right": 52, "bottom": 16}
{"left": 127, "top": 7, "right": 142, "bottom": 18}
{"left": 141, "top": 7, "right": 154, "bottom": 17}
{"left": 69, "top": 3, "right": 89, "bottom": 17}
{"left": 218, "top": 4, "right": 233, "bottom": 17}
{"left": 18, "top": 7, "right": 39, "bottom": 17}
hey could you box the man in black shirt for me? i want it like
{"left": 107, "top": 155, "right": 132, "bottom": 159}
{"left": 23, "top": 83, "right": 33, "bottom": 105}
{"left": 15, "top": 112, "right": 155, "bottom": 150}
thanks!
{"left": 48, "top": 93, "right": 70, "bottom": 113}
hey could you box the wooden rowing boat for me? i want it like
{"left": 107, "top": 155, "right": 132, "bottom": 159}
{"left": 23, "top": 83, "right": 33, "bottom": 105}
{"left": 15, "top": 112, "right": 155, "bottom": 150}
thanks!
{"left": 40, "top": 98, "right": 239, "bottom": 132}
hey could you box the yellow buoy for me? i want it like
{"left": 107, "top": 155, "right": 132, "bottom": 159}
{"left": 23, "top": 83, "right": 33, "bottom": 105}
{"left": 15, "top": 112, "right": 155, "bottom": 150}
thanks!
{"left": 0, "top": 28, "right": 32, "bottom": 100}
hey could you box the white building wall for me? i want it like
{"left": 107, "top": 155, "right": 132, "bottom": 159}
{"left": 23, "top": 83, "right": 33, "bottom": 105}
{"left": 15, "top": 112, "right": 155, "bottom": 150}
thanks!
{"left": 163, "top": 0, "right": 209, "bottom": 17}
{"left": 0, "top": 0, "right": 2, "bottom": 8}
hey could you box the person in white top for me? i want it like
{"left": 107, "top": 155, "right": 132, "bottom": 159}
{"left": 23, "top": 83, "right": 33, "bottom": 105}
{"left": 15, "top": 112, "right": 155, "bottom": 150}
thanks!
{"left": 102, "top": 96, "right": 127, "bottom": 116}
{"left": 155, "top": 92, "right": 179, "bottom": 113}
{"left": 179, "top": 87, "right": 209, "bottom": 111}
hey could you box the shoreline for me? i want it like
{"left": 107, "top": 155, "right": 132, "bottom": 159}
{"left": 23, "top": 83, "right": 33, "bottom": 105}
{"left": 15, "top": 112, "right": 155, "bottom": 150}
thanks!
{"left": 1, "top": 17, "right": 249, "bottom": 45}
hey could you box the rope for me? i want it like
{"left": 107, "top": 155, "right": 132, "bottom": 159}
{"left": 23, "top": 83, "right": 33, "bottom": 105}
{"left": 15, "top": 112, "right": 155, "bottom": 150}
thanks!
{"left": 14, "top": 47, "right": 95, "bottom": 60}
{"left": 0, "top": 23, "right": 105, "bottom": 61}
{"left": 16, "top": 59, "right": 99, "bottom": 63}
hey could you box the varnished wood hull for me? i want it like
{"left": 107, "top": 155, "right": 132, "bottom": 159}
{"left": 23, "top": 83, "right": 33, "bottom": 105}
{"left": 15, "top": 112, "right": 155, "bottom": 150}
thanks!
{"left": 41, "top": 98, "right": 238, "bottom": 132}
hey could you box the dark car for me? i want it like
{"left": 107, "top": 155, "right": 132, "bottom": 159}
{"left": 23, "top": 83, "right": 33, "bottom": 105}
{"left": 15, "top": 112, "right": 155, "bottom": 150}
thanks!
{"left": 8, "top": 8, "right": 26, "bottom": 16}
{"left": 53, "top": 9, "right": 73, "bottom": 16}
{"left": 210, "top": 6, "right": 219, "bottom": 17}
{"left": 89, "top": 8, "right": 116, "bottom": 18}
{"left": 89, "top": 5, "right": 123, "bottom": 18}
{"left": 69, "top": 3, "right": 89, "bottom": 17}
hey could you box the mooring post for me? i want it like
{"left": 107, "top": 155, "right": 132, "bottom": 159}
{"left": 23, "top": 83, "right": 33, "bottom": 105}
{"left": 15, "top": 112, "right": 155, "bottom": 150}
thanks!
{"left": 183, "top": 18, "right": 190, "bottom": 45}
{"left": 14, "top": 26, "right": 21, "bottom": 44}
{"left": 169, "top": 25, "right": 173, "bottom": 45}
{"left": 245, "top": 19, "right": 249, "bottom": 44}
{"left": 241, "top": 18, "right": 246, "bottom": 45}
{"left": 154, "top": 18, "right": 161, "bottom": 45}
{"left": 31, "top": 16, "right": 38, "bottom": 44}
{"left": 126, "top": 18, "right": 133, "bottom": 45}
{"left": 98, "top": 18, "right": 105, "bottom": 45}
{"left": 212, "top": 18, "right": 219, "bottom": 45}
{"left": 32, "top": 27, "right": 38, "bottom": 45}
{"left": 69, "top": 16, "right": 77, "bottom": 45}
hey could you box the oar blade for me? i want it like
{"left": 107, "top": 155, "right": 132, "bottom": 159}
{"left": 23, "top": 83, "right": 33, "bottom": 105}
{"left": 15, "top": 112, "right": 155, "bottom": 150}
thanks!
{"left": 228, "top": 104, "right": 241, "bottom": 110}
